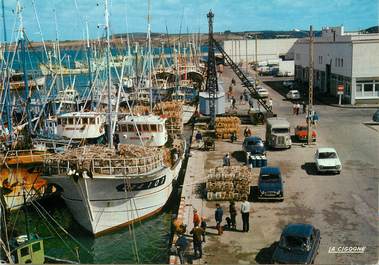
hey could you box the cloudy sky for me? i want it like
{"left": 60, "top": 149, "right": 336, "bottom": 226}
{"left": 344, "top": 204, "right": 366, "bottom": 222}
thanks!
{"left": 1, "top": 0, "right": 378, "bottom": 41}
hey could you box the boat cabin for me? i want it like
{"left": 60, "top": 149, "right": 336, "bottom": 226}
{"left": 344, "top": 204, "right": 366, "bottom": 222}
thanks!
{"left": 56, "top": 112, "right": 106, "bottom": 139}
{"left": 116, "top": 114, "right": 167, "bottom": 147}
{"left": 10, "top": 235, "right": 45, "bottom": 264}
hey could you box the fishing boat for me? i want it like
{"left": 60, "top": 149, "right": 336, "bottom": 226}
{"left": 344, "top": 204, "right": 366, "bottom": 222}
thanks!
{"left": 0, "top": 71, "right": 46, "bottom": 91}
{"left": 39, "top": 63, "right": 89, "bottom": 76}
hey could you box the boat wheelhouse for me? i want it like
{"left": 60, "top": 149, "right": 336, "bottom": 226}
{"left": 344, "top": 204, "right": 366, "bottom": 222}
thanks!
{"left": 116, "top": 114, "right": 167, "bottom": 147}
{"left": 56, "top": 112, "right": 106, "bottom": 140}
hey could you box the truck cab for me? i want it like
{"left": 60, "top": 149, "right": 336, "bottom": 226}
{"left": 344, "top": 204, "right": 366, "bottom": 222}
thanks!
{"left": 266, "top": 117, "right": 292, "bottom": 149}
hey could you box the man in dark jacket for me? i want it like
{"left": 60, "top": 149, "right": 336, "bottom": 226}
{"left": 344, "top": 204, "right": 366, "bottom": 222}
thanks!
{"left": 229, "top": 201, "right": 237, "bottom": 230}
{"left": 190, "top": 224, "right": 204, "bottom": 259}
{"left": 215, "top": 203, "right": 224, "bottom": 235}
{"left": 175, "top": 234, "right": 188, "bottom": 264}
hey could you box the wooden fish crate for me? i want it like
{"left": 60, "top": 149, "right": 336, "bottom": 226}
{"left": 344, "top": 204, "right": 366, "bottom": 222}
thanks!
{"left": 206, "top": 166, "right": 257, "bottom": 201}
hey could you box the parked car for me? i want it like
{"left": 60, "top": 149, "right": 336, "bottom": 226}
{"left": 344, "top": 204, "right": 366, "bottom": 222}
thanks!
{"left": 242, "top": 136, "right": 265, "bottom": 156}
{"left": 283, "top": 80, "right": 294, "bottom": 87}
{"left": 314, "top": 147, "right": 342, "bottom": 174}
{"left": 272, "top": 223, "right": 321, "bottom": 264}
{"left": 372, "top": 109, "right": 379, "bottom": 122}
{"left": 256, "top": 87, "right": 269, "bottom": 98}
{"left": 286, "top": 90, "right": 301, "bottom": 100}
{"left": 258, "top": 167, "right": 284, "bottom": 201}
{"left": 295, "top": 125, "right": 317, "bottom": 142}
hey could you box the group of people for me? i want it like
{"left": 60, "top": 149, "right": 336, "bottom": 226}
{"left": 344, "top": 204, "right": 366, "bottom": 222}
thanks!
{"left": 174, "top": 199, "right": 252, "bottom": 263}
{"left": 293, "top": 101, "right": 307, "bottom": 115}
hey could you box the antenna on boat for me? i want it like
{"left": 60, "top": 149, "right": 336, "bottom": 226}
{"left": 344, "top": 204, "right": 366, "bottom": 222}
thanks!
{"left": 17, "top": 0, "right": 33, "bottom": 137}
{"left": 1, "top": 0, "right": 13, "bottom": 143}
{"left": 104, "top": 0, "right": 113, "bottom": 148}
{"left": 147, "top": 0, "right": 153, "bottom": 112}
{"left": 85, "top": 17, "right": 93, "bottom": 106}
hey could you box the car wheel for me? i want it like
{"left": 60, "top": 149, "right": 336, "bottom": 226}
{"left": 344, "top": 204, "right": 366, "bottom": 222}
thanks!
{"left": 336, "top": 171, "right": 341, "bottom": 175}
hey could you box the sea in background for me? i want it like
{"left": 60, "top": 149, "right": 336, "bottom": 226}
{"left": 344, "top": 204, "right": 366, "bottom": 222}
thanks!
{"left": 4, "top": 44, "right": 196, "bottom": 263}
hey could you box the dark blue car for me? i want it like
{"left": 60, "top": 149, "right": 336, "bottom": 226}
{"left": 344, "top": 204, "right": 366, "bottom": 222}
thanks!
{"left": 258, "top": 167, "right": 284, "bottom": 201}
{"left": 242, "top": 136, "right": 265, "bottom": 156}
{"left": 272, "top": 223, "right": 321, "bottom": 264}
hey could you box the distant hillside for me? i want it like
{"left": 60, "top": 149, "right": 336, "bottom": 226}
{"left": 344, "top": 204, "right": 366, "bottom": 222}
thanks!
{"left": 360, "top": 26, "right": 379, "bottom": 34}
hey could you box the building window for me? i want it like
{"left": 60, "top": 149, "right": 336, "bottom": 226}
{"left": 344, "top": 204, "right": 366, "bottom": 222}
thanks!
{"left": 341, "top": 58, "right": 343, "bottom": 67}
{"left": 318, "top": 56, "right": 323, "bottom": 64}
{"left": 356, "top": 80, "right": 379, "bottom": 98}
{"left": 335, "top": 58, "right": 337, "bottom": 67}
{"left": 363, "top": 83, "right": 374, "bottom": 97}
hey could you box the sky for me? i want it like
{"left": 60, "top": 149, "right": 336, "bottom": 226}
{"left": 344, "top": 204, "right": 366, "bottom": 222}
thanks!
{"left": 1, "top": 0, "right": 378, "bottom": 41}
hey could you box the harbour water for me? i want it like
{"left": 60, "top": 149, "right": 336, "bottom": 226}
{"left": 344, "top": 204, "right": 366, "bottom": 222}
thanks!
{"left": 10, "top": 196, "right": 175, "bottom": 263}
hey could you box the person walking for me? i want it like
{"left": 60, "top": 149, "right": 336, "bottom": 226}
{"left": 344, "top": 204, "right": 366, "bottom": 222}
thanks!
{"left": 268, "top": 98, "right": 273, "bottom": 110}
{"left": 241, "top": 199, "right": 251, "bottom": 232}
{"left": 248, "top": 155, "right": 253, "bottom": 169}
{"left": 292, "top": 103, "right": 296, "bottom": 115}
{"left": 239, "top": 94, "right": 244, "bottom": 105}
{"left": 223, "top": 153, "right": 231, "bottom": 166}
{"left": 302, "top": 101, "right": 307, "bottom": 114}
{"left": 200, "top": 217, "right": 207, "bottom": 242}
{"left": 190, "top": 224, "right": 204, "bottom": 259}
{"left": 296, "top": 103, "right": 300, "bottom": 115}
{"left": 193, "top": 209, "right": 200, "bottom": 227}
{"left": 215, "top": 203, "right": 224, "bottom": 235}
{"left": 232, "top": 96, "right": 237, "bottom": 110}
{"left": 230, "top": 131, "right": 237, "bottom": 143}
{"left": 175, "top": 234, "right": 189, "bottom": 264}
{"left": 229, "top": 201, "right": 237, "bottom": 230}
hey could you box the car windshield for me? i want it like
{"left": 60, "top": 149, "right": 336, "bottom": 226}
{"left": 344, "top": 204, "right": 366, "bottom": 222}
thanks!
{"left": 248, "top": 140, "right": 263, "bottom": 146}
{"left": 318, "top": 152, "right": 337, "bottom": 159}
{"left": 272, "top": 128, "right": 289, "bottom": 134}
{"left": 297, "top": 126, "right": 307, "bottom": 131}
{"left": 280, "top": 235, "right": 308, "bottom": 251}
{"left": 260, "top": 174, "right": 280, "bottom": 182}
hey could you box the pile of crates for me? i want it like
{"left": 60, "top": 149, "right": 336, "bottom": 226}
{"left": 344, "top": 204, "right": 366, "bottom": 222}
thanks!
{"left": 215, "top": 117, "right": 241, "bottom": 139}
{"left": 206, "top": 166, "right": 257, "bottom": 201}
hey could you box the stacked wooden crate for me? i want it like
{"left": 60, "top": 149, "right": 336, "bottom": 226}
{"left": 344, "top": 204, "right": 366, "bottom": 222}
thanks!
{"left": 215, "top": 117, "right": 241, "bottom": 139}
{"left": 206, "top": 166, "right": 257, "bottom": 201}
{"left": 154, "top": 101, "right": 183, "bottom": 136}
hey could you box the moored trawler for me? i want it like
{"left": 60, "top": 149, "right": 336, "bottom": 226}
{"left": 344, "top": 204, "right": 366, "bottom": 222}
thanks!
{"left": 43, "top": 139, "right": 185, "bottom": 236}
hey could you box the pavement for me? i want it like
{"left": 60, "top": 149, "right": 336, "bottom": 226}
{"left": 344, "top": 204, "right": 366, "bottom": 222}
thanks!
{"left": 172, "top": 65, "right": 379, "bottom": 264}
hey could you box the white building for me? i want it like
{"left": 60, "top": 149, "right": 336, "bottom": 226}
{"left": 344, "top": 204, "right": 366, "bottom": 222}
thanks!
{"left": 294, "top": 26, "right": 379, "bottom": 105}
{"left": 223, "top": 38, "right": 298, "bottom": 64}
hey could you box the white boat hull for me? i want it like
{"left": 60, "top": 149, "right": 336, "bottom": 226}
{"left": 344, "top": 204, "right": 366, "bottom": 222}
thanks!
{"left": 44, "top": 159, "right": 182, "bottom": 236}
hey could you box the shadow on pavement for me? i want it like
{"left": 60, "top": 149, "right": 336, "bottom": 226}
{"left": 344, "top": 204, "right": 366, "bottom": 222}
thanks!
{"left": 301, "top": 162, "right": 318, "bottom": 175}
{"left": 255, "top": 241, "right": 278, "bottom": 264}
{"left": 231, "top": 150, "right": 246, "bottom": 163}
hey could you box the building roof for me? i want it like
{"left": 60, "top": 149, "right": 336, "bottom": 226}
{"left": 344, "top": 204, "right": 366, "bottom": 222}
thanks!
{"left": 282, "top": 223, "right": 314, "bottom": 238}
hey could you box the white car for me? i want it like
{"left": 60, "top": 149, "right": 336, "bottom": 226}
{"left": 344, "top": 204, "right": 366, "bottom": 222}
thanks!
{"left": 256, "top": 87, "right": 269, "bottom": 98}
{"left": 315, "top": 147, "right": 342, "bottom": 174}
{"left": 286, "top": 90, "right": 301, "bottom": 100}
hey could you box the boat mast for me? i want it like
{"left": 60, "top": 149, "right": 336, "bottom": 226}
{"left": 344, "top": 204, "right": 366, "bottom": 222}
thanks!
{"left": 85, "top": 19, "right": 93, "bottom": 107}
{"left": 1, "top": 0, "right": 13, "bottom": 143}
{"left": 17, "top": 0, "right": 33, "bottom": 136}
{"left": 147, "top": 0, "right": 153, "bottom": 112}
{"left": 105, "top": 0, "right": 113, "bottom": 148}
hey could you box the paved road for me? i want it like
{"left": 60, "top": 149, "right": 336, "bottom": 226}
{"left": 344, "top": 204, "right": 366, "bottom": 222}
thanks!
{"left": 260, "top": 78, "right": 379, "bottom": 264}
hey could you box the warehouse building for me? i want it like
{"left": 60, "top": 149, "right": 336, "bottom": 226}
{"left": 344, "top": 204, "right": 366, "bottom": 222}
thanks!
{"left": 223, "top": 38, "right": 298, "bottom": 63}
{"left": 294, "top": 26, "right": 379, "bottom": 105}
